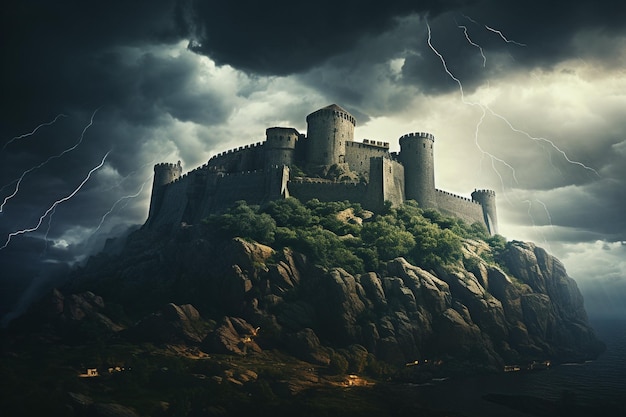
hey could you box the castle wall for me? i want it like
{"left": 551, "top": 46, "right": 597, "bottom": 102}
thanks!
{"left": 207, "top": 143, "right": 265, "bottom": 173}
{"left": 148, "top": 173, "right": 191, "bottom": 229}
{"left": 345, "top": 141, "right": 390, "bottom": 176}
{"left": 288, "top": 179, "right": 369, "bottom": 209}
{"left": 434, "top": 189, "right": 485, "bottom": 226}
{"left": 148, "top": 162, "right": 182, "bottom": 223}
{"left": 367, "top": 157, "right": 405, "bottom": 211}
{"left": 197, "top": 170, "right": 268, "bottom": 219}
{"left": 145, "top": 105, "right": 498, "bottom": 234}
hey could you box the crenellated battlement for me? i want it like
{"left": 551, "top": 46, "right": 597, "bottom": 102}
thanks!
{"left": 146, "top": 103, "right": 498, "bottom": 235}
{"left": 306, "top": 104, "right": 356, "bottom": 126}
{"left": 472, "top": 189, "right": 496, "bottom": 197}
{"left": 209, "top": 142, "right": 265, "bottom": 160}
{"left": 436, "top": 189, "right": 480, "bottom": 204}
{"left": 361, "top": 139, "right": 390, "bottom": 148}
{"left": 399, "top": 132, "right": 435, "bottom": 142}
{"left": 154, "top": 162, "right": 181, "bottom": 170}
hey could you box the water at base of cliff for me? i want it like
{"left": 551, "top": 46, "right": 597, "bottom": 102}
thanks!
{"left": 410, "top": 318, "right": 626, "bottom": 417}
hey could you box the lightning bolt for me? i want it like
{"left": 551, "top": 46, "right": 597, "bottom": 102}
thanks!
{"left": 484, "top": 25, "right": 527, "bottom": 47}
{"left": 535, "top": 199, "right": 554, "bottom": 232}
{"left": 456, "top": 21, "right": 486, "bottom": 67}
{"left": 462, "top": 14, "right": 526, "bottom": 47}
{"left": 426, "top": 21, "right": 518, "bottom": 192}
{"left": 523, "top": 200, "right": 537, "bottom": 228}
{"left": 522, "top": 199, "right": 552, "bottom": 251}
{"left": 427, "top": 17, "right": 598, "bottom": 252}
{"left": 483, "top": 107, "right": 600, "bottom": 177}
{"left": 1, "top": 114, "right": 67, "bottom": 152}
{"left": 472, "top": 106, "right": 515, "bottom": 206}
{"left": 0, "top": 108, "right": 100, "bottom": 213}
{"left": 42, "top": 205, "right": 58, "bottom": 257}
{"left": 100, "top": 158, "right": 158, "bottom": 192}
{"left": 91, "top": 173, "right": 153, "bottom": 236}
{"left": 427, "top": 20, "right": 600, "bottom": 188}
{"left": 1, "top": 150, "right": 112, "bottom": 251}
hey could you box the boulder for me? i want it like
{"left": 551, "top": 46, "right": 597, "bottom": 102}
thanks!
{"left": 286, "top": 328, "right": 331, "bottom": 365}
{"left": 127, "top": 303, "right": 207, "bottom": 344}
{"left": 202, "top": 316, "right": 261, "bottom": 355}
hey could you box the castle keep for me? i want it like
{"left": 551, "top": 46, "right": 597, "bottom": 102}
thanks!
{"left": 146, "top": 104, "right": 498, "bottom": 234}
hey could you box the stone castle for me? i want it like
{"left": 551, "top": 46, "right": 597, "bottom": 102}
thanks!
{"left": 146, "top": 104, "right": 498, "bottom": 234}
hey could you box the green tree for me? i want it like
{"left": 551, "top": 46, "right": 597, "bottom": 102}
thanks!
{"left": 362, "top": 217, "right": 416, "bottom": 261}
{"left": 263, "top": 197, "right": 315, "bottom": 227}
{"left": 204, "top": 200, "right": 276, "bottom": 244}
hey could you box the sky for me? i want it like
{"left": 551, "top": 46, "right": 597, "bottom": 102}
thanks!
{"left": 1, "top": 0, "right": 625, "bottom": 322}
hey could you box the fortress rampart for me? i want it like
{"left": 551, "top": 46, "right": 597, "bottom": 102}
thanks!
{"left": 345, "top": 141, "right": 392, "bottom": 176}
{"left": 145, "top": 104, "right": 499, "bottom": 235}
{"left": 289, "top": 180, "right": 369, "bottom": 209}
{"left": 434, "top": 189, "right": 484, "bottom": 226}
{"left": 207, "top": 142, "right": 265, "bottom": 173}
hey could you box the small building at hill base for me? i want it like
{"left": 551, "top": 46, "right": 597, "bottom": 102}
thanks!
{"left": 146, "top": 104, "right": 498, "bottom": 235}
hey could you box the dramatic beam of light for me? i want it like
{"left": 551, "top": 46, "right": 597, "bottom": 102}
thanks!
{"left": 0, "top": 150, "right": 112, "bottom": 251}
{"left": 456, "top": 21, "right": 486, "bottom": 67}
{"left": 91, "top": 173, "right": 153, "bottom": 237}
{"left": 1, "top": 114, "right": 67, "bottom": 152}
{"left": 0, "top": 108, "right": 100, "bottom": 213}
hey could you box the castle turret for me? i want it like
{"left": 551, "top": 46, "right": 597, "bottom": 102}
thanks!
{"left": 471, "top": 189, "right": 499, "bottom": 235}
{"left": 147, "top": 161, "right": 182, "bottom": 223}
{"left": 305, "top": 104, "right": 355, "bottom": 166}
{"left": 265, "top": 127, "right": 299, "bottom": 169}
{"left": 399, "top": 132, "right": 436, "bottom": 209}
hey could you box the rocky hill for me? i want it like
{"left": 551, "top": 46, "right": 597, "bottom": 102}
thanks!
{"left": 1, "top": 199, "right": 605, "bottom": 416}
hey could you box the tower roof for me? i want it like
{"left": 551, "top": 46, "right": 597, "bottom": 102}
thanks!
{"left": 306, "top": 103, "right": 356, "bottom": 124}
{"left": 321, "top": 103, "right": 351, "bottom": 114}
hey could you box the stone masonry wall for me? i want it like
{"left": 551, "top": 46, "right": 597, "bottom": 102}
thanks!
{"left": 434, "top": 189, "right": 485, "bottom": 226}
{"left": 197, "top": 170, "right": 268, "bottom": 219}
{"left": 207, "top": 143, "right": 265, "bottom": 172}
{"left": 289, "top": 180, "right": 370, "bottom": 208}
{"left": 148, "top": 174, "right": 190, "bottom": 229}
{"left": 345, "top": 141, "right": 390, "bottom": 176}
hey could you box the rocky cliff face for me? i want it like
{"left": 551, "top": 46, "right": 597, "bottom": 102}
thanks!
{"left": 55, "top": 224, "right": 604, "bottom": 373}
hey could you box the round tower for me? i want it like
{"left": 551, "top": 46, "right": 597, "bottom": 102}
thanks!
{"left": 305, "top": 104, "right": 355, "bottom": 166}
{"left": 265, "top": 127, "right": 299, "bottom": 168}
{"left": 148, "top": 161, "right": 182, "bottom": 221}
{"left": 399, "top": 132, "right": 436, "bottom": 209}
{"left": 471, "top": 189, "right": 499, "bottom": 235}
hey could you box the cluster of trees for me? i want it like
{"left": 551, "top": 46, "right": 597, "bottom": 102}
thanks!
{"left": 204, "top": 198, "right": 505, "bottom": 274}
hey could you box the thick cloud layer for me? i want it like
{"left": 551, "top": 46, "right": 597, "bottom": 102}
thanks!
{"left": 179, "top": 0, "right": 469, "bottom": 75}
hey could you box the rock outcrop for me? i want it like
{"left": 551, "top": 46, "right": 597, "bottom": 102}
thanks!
{"left": 126, "top": 303, "right": 207, "bottom": 344}
{"left": 45, "top": 225, "right": 603, "bottom": 371}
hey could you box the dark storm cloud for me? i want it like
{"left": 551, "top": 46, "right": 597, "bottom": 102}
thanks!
{"left": 179, "top": 0, "right": 473, "bottom": 75}
{"left": 1, "top": 0, "right": 181, "bottom": 127}
{"left": 178, "top": 0, "right": 626, "bottom": 94}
